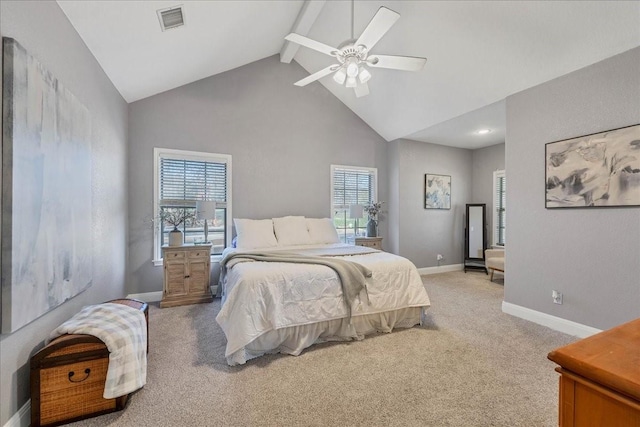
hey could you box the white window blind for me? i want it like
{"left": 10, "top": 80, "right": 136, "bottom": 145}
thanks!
{"left": 331, "top": 165, "right": 377, "bottom": 242}
{"left": 493, "top": 170, "right": 506, "bottom": 246}
{"left": 159, "top": 158, "right": 227, "bottom": 205}
{"left": 154, "top": 148, "right": 232, "bottom": 262}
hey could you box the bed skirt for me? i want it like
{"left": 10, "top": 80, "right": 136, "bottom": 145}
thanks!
{"left": 226, "top": 306, "right": 425, "bottom": 365}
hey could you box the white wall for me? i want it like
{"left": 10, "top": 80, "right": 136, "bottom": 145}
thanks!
{"left": 505, "top": 47, "right": 640, "bottom": 330}
{"left": 0, "top": 1, "right": 129, "bottom": 424}
{"left": 127, "top": 55, "right": 389, "bottom": 294}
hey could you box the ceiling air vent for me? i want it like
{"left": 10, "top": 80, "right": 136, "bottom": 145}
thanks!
{"left": 157, "top": 5, "right": 185, "bottom": 31}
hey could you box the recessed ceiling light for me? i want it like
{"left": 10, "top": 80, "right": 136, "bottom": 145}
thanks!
{"left": 476, "top": 129, "right": 492, "bottom": 135}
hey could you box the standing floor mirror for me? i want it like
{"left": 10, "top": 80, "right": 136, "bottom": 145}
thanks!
{"left": 464, "top": 204, "right": 487, "bottom": 273}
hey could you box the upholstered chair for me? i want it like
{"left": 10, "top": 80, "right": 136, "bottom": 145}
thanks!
{"left": 485, "top": 248, "right": 505, "bottom": 282}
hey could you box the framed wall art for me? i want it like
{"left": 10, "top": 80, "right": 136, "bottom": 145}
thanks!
{"left": 2, "top": 38, "right": 93, "bottom": 333}
{"left": 425, "top": 174, "right": 451, "bottom": 209}
{"left": 545, "top": 124, "right": 640, "bottom": 208}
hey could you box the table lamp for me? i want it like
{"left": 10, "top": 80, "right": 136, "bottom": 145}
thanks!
{"left": 349, "top": 204, "right": 364, "bottom": 236}
{"left": 196, "top": 200, "right": 216, "bottom": 244}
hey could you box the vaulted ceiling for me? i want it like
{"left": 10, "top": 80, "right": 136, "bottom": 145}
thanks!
{"left": 58, "top": 1, "right": 640, "bottom": 149}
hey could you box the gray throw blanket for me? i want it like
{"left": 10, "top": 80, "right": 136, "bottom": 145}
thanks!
{"left": 221, "top": 251, "right": 372, "bottom": 319}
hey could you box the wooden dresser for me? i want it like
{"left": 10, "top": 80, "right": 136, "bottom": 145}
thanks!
{"left": 547, "top": 318, "right": 640, "bottom": 427}
{"left": 161, "top": 244, "right": 213, "bottom": 308}
{"left": 355, "top": 236, "right": 383, "bottom": 250}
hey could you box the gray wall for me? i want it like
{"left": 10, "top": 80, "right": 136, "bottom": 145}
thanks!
{"left": 0, "top": 1, "right": 129, "bottom": 424}
{"left": 388, "top": 139, "right": 472, "bottom": 268}
{"left": 472, "top": 143, "right": 506, "bottom": 246}
{"left": 127, "top": 55, "right": 389, "bottom": 295}
{"left": 387, "top": 142, "right": 401, "bottom": 254}
{"left": 505, "top": 47, "right": 640, "bottom": 330}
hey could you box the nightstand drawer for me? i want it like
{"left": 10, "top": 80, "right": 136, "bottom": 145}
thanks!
{"left": 355, "top": 237, "right": 383, "bottom": 250}
{"left": 165, "top": 251, "right": 185, "bottom": 259}
{"left": 188, "top": 249, "right": 210, "bottom": 259}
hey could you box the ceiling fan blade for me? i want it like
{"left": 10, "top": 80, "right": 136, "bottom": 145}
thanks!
{"left": 354, "top": 82, "right": 370, "bottom": 98}
{"left": 355, "top": 7, "right": 400, "bottom": 51}
{"left": 368, "top": 55, "right": 427, "bottom": 71}
{"left": 285, "top": 33, "right": 339, "bottom": 57}
{"left": 294, "top": 65, "right": 340, "bottom": 87}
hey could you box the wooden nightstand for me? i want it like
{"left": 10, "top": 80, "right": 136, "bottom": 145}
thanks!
{"left": 161, "top": 244, "right": 213, "bottom": 308}
{"left": 355, "top": 237, "right": 383, "bottom": 250}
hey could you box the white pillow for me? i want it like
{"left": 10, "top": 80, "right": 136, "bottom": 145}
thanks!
{"left": 273, "top": 216, "right": 312, "bottom": 246}
{"left": 307, "top": 218, "right": 340, "bottom": 244}
{"left": 233, "top": 218, "right": 278, "bottom": 250}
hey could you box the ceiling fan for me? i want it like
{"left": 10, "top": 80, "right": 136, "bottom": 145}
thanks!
{"left": 284, "top": 5, "right": 426, "bottom": 98}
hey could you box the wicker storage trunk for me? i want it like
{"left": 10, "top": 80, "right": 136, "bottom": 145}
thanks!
{"left": 30, "top": 299, "right": 148, "bottom": 427}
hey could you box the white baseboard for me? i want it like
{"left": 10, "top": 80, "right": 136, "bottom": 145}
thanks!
{"left": 4, "top": 400, "right": 30, "bottom": 427}
{"left": 417, "top": 264, "right": 463, "bottom": 275}
{"left": 126, "top": 286, "right": 218, "bottom": 303}
{"left": 502, "top": 301, "right": 602, "bottom": 338}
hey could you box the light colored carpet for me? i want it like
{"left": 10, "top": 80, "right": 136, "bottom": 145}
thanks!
{"left": 70, "top": 271, "right": 575, "bottom": 427}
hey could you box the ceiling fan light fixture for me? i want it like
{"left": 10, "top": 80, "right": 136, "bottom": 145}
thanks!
{"left": 358, "top": 67, "right": 371, "bottom": 84}
{"left": 284, "top": 6, "right": 426, "bottom": 96}
{"left": 346, "top": 60, "right": 360, "bottom": 78}
{"left": 333, "top": 68, "right": 347, "bottom": 85}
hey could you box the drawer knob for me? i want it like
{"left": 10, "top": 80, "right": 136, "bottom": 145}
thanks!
{"left": 68, "top": 368, "right": 91, "bottom": 383}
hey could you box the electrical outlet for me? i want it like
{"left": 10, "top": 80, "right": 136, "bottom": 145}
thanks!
{"left": 436, "top": 254, "right": 443, "bottom": 261}
{"left": 552, "top": 290, "right": 563, "bottom": 305}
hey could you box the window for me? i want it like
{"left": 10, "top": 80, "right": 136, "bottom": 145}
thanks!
{"left": 331, "top": 165, "right": 377, "bottom": 243}
{"left": 493, "top": 170, "right": 506, "bottom": 246}
{"left": 153, "top": 148, "right": 232, "bottom": 263}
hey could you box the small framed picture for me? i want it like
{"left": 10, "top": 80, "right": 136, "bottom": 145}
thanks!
{"left": 425, "top": 174, "right": 451, "bottom": 209}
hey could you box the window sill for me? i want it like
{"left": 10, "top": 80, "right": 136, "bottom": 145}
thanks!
{"left": 152, "top": 254, "right": 223, "bottom": 267}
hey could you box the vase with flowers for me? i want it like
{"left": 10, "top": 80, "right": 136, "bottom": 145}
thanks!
{"left": 364, "top": 201, "right": 384, "bottom": 237}
{"left": 158, "top": 208, "right": 196, "bottom": 246}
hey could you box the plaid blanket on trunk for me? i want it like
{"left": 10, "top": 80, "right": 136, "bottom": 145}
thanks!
{"left": 49, "top": 303, "right": 147, "bottom": 399}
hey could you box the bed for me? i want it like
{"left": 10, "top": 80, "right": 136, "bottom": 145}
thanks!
{"left": 215, "top": 216, "right": 431, "bottom": 366}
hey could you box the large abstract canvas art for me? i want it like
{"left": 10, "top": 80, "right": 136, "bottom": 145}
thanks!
{"left": 545, "top": 124, "right": 640, "bottom": 208}
{"left": 1, "top": 38, "right": 92, "bottom": 333}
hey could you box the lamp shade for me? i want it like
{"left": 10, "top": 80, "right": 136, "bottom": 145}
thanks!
{"left": 358, "top": 67, "right": 371, "bottom": 84}
{"left": 196, "top": 200, "right": 216, "bottom": 220}
{"left": 346, "top": 60, "right": 359, "bottom": 77}
{"left": 333, "top": 68, "right": 347, "bottom": 85}
{"left": 349, "top": 204, "right": 364, "bottom": 218}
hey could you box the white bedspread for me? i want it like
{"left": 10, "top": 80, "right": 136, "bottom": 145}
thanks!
{"left": 49, "top": 303, "right": 147, "bottom": 399}
{"left": 216, "top": 244, "right": 430, "bottom": 359}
